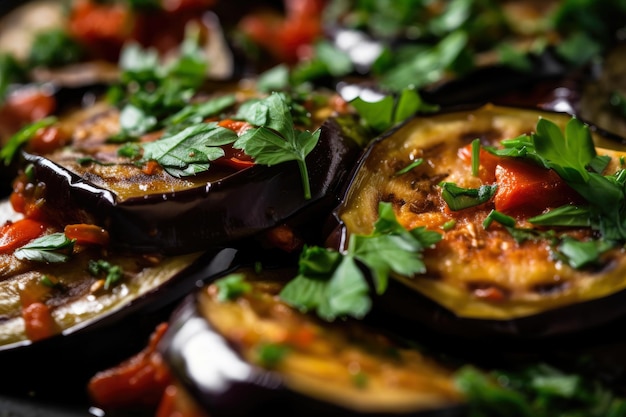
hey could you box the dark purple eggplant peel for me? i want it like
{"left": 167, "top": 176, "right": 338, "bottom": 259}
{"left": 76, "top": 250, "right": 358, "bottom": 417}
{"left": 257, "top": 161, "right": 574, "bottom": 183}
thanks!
{"left": 333, "top": 103, "right": 626, "bottom": 340}
{"left": 158, "top": 267, "right": 466, "bottom": 417}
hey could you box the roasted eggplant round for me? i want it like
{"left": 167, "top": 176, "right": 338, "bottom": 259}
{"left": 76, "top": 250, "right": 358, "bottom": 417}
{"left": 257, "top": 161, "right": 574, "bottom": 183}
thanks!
{"left": 157, "top": 267, "right": 466, "bottom": 417}
{"left": 16, "top": 95, "right": 364, "bottom": 255}
{"left": 0, "top": 197, "right": 250, "bottom": 400}
{"left": 334, "top": 103, "right": 626, "bottom": 339}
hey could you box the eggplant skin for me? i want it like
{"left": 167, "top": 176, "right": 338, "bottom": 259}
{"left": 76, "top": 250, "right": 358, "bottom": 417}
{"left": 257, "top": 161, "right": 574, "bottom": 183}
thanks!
{"left": 159, "top": 269, "right": 465, "bottom": 417}
{"left": 335, "top": 104, "right": 626, "bottom": 339}
{"left": 22, "top": 116, "right": 363, "bottom": 255}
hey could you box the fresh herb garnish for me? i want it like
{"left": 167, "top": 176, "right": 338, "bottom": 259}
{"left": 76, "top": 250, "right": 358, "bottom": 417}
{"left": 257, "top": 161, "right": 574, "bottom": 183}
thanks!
{"left": 14, "top": 233, "right": 74, "bottom": 263}
{"left": 0, "top": 53, "right": 24, "bottom": 101}
{"left": 234, "top": 92, "right": 321, "bottom": 199}
{"left": 350, "top": 88, "right": 439, "bottom": 134}
{"left": 110, "top": 24, "right": 208, "bottom": 140}
{"left": 440, "top": 182, "right": 498, "bottom": 211}
{"left": 1, "top": 117, "right": 57, "bottom": 166}
{"left": 88, "top": 259, "right": 124, "bottom": 290}
{"left": 215, "top": 273, "right": 252, "bottom": 302}
{"left": 280, "top": 201, "right": 441, "bottom": 320}
{"left": 28, "top": 28, "right": 84, "bottom": 68}
{"left": 256, "top": 343, "right": 290, "bottom": 368}
{"left": 141, "top": 122, "right": 238, "bottom": 177}
{"left": 471, "top": 138, "right": 480, "bottom": 177}
{"left": 395, "top": 159, "right": 423, "bottom": 176}
{"left": 456, "top": 363, "right": 626, "bottom": 417}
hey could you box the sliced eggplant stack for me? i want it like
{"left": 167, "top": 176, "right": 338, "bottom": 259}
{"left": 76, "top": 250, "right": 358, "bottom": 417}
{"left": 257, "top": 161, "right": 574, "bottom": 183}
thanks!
{"left": 158, "top": 267, "right": 466, "bottom": 417}
{"left": 333, "top": 104, "right": 626, "bottom": 340}
{"left": 14, "top": 89, "right": 365, "bottom": 255}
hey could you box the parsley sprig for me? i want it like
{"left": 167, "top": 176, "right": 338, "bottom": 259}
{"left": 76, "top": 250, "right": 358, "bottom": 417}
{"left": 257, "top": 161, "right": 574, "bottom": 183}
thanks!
{"left": 141, "top": 122, "right": 238, "bottom": 177}
{"left": 279, "top": 201, "right": 441, "bottom": 320}
{"left": 14, "top": 233, "right": 74, "bottom": 263}
{"left": 234, "top": 92, "right": 321, "bottom": 199}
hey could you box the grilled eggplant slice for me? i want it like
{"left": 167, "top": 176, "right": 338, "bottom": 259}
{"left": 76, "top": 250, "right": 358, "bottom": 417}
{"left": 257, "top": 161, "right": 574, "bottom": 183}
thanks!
{"left": 335, "top": 104, "right": 626, "bottom": 339}
{"left": 158, "top": 267, "right": 465, "bottom": 417}
{"left": 16, "top": 92, "right": 364, "bottom": 254}
{"left": 0, "top": 196, "right": 245, "bottom": 398}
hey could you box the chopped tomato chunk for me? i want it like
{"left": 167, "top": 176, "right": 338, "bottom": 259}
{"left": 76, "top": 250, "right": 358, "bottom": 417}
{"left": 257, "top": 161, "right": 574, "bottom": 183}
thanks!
{"left": 68, "top": 0, "right": 133, "bottom": 61}
{"left": 22, "top": 302, "right": 58, "bottom": 342}
{"left": 26, "top": 125, "right": 70, "bottom": 155}
{"left": 0, "top": 218, "right": 46, "bottom": 254}
{"left": 88, "top": 323, "right": 172, "bottom": 410}
{"left": 217, "top": 119, "right": 253, "bottom": 135}
{"left": 142, "top": 160, "right": 162, "bottom": 175}
{"left": 238, "top": 0, "right": 326, "bottom": 63}
{"left": 64, "top": 224, "right": 110, "bottom": 246}
{"left": 494, "top": 158, "right": 581, "bottom": 216}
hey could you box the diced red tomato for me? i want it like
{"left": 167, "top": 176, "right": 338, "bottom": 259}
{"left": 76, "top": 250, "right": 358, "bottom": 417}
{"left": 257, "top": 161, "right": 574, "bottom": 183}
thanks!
{"left": 142, "top": 160, "right": 162, "bottom": 175}
{"left": 22, "top": 302, "right": 58, "bottom": 342}
{"left": 238, "top": 0, "right": 327, "bottom": 63}
{"left": 64, "top": 224, "right": 110, "bottom": 246}
{"left": 0, "top": 219, "right": 46, "bottom": 254}
{"left": 0, "top": 89, "right": 56, "bottom": 138}
{"left": 217, "top": 119, "right": 253, "bottom": 135}
{"left": 88, "top": 323, "right": 173, "bottom": 410}
{"left": 493, "top": 158, "right": 581, "bottom": 215}
{"left": 68, "top": 0, "right": 133, "bottom": 61}
{"left": 285, "top": 324, "right": 316, "bottom": 349}
{"left": 25, "top": 125, "right": 70, "bottom": 155}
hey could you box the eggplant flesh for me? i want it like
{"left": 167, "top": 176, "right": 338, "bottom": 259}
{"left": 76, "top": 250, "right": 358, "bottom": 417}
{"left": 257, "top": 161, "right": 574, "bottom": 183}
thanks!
{"left": 159, "top": 268, "right": 465, "bottom": 417}
{"left": 336, "top": 104, "right": 626, "bottom": 338}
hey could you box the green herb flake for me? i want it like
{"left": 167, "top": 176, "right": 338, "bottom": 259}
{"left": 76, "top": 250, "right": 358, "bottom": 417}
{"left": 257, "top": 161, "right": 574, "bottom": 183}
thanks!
{"left": 350, "top": 88, "right": 438, "bottom": 134}
{"left": 40, "top": 275, "right": 61, "bottom": 288}
{"left": 215, "top": 273, "right": 252, "bottom": 302}
{"left": 395, "top": 159, "right": 423, "bottom": 176}
{"left": 440, "top": 182, "right": 497, "bottom": 211}
{"left": 256, "top": 343, "right": 290, "bottom": 368}
{"left": 88, "top": 260, "right": 124, "bottom": 290}
{"left": 1, "top": 117, "right": 57, "bottom": 166}
{"left": 141, "top": 122, "right": 238, "bottom": 178}
{"left": 483, "top": 209, "right": 516, "bottom": 229}
{"left": 234, "top": 92, "right": 320, "bottom": 199}
{"left": 471, "top": 138, "right": 480, "bottom": 177}
{"left": 14, "top": 233, "right": 74, "bottom": 263}
{"left": 280, "top": 202, "right": 441, "bottom": 321}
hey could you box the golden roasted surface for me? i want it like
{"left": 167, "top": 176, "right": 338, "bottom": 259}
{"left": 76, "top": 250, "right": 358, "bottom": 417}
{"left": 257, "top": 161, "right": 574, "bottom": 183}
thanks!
{"left": 200, "top": 270, "right": 463, "bottom": 413}
{"left": 340, "top": 105, "right": 626, "bottom": 319}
